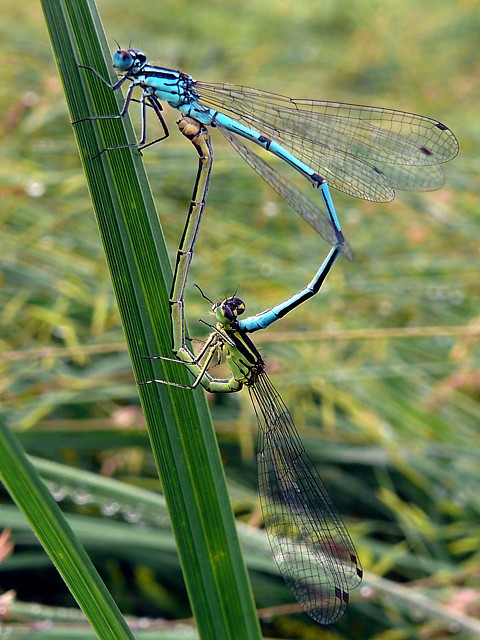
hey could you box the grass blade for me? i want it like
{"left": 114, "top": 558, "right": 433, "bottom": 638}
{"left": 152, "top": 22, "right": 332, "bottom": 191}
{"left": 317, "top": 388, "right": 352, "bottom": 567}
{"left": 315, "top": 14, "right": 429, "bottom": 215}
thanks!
{"left": 39, "top": 0, "right": 261, "bottom": 637}
{"left": 0, "top": 424, "right": 135, "bottom": 640}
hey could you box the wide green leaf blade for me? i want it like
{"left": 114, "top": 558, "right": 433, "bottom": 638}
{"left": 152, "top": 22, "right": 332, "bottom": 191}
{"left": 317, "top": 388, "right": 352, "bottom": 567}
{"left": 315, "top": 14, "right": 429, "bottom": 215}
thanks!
{"left": 40, "top": 1, "right": 262, "bottom": 638}
{"left": 0, "top": 423, "right": 135, "bottom": 640}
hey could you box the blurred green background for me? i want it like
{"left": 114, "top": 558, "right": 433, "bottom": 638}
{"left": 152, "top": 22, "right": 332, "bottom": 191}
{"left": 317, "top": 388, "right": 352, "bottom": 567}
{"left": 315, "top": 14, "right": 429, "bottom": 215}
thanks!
{"left": 1, "top": 0, "right": 479, "bottom": 638}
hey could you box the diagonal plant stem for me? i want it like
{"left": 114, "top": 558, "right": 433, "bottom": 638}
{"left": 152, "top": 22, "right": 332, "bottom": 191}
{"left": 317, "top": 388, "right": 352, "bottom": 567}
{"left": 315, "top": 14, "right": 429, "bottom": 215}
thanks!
{"left": 0, "top": 423, "right": 135, "bottom": 640}
{"left": 38, "top": 0, "right": 262, "bottom": 637}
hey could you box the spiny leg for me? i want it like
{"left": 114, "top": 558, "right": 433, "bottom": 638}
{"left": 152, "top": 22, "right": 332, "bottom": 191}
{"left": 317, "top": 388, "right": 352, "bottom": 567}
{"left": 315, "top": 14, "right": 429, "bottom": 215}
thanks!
{"left": 139, "top": 333, "right": 221, "bottom": 389}
{"left": 141, "top": 117, "right": 220, "bottom": 390}
{"left": 137, "top": 95, "right": 170, "bottom": 152}
{"left": 74, "top": 67, "right": 170, "bottom": 155}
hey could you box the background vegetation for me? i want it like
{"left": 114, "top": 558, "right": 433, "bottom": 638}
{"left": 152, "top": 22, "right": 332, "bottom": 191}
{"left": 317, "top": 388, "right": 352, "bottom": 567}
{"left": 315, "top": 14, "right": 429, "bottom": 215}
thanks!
{"left": 1, "top": 0, "right": 479, "bottom": 638}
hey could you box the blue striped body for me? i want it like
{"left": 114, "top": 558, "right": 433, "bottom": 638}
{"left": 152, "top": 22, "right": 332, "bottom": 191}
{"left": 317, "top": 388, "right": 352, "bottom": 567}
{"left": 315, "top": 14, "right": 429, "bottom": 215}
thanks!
{"left": 134, "top": 65, "right": 196, "bottom": 106}
{"left": 80, "top": 48, "right": 456, "bottom": 334}
{"left": 122, "top": 57, "right": 347, "bottom": 331}
{"left": 138, "top": 65, "right": 330, "bottom": 190}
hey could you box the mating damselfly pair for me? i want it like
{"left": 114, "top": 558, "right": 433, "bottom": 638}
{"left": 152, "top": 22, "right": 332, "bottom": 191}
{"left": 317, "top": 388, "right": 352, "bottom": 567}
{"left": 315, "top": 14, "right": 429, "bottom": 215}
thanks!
{"left": 77, "top": 48, "right": 457, "bottom": 624}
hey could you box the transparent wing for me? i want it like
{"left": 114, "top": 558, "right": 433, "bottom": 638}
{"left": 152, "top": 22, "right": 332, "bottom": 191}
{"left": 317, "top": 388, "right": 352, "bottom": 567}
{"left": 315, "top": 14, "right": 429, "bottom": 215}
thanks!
{"left": 249, "top": 372, "right": 362, "bottom": 625}
{"left": 221, "top": 128, "right": 353, "bottom": 260}
{"left": 195, "top": 81, "right": 458, "bottom": 202}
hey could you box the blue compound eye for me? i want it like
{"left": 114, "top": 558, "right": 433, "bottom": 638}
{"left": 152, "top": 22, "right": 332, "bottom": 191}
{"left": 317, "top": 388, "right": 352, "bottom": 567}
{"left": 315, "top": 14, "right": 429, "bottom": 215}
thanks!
{"left": 113, "top": 49, "right": 134, "bottom": 72}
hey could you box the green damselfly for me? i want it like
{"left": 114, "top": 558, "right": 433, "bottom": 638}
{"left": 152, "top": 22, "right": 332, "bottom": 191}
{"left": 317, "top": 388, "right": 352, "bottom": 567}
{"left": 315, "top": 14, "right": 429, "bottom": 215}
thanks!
{"left": 139, "top": 117, "right": 362, "bottom": 625}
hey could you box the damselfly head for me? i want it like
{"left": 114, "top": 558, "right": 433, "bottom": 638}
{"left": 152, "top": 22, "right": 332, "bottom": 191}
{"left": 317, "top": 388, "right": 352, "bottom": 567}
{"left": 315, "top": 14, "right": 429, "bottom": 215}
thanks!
{"left": 113, "top": 49, "right": 147, "bottom": 73}
{"left": 213, "top": 296, "right": 246, "bottom": 325}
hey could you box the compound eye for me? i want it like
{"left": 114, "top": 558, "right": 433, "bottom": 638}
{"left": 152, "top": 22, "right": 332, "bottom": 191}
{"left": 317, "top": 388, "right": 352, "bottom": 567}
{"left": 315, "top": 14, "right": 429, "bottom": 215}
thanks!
{"left": 113, "top": 49, "right": 134, "bottom": 71}
{"left": 226, "top": 296, "right": 245, "bottom": 317}
{"left": 232, "top": 297, "right": 245, "bottom": 316}
{"left": 225, "top": 297, "right": 246, "bottom": 320}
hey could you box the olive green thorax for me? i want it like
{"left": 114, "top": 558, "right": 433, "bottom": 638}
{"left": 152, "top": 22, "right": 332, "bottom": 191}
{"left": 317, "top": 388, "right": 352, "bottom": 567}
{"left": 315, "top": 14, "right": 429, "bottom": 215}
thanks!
{"left": 212, "top": 296, "right": 264, "bottom": 386}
